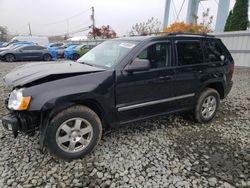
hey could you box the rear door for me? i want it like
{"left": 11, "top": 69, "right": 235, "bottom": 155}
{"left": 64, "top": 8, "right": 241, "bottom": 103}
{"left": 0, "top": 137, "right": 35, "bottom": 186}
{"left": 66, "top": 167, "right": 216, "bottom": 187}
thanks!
{"left": 170, "top": 38, "right": 205, "bottom": 108}
{"left": 19, "top": 46, "right": 34, "bottom": 60}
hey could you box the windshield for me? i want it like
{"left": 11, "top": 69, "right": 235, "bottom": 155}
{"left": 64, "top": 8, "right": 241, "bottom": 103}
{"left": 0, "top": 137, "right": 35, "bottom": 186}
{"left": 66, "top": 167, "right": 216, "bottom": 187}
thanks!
{"left": 77, "top": 40, "right": 138, "bottom": 68}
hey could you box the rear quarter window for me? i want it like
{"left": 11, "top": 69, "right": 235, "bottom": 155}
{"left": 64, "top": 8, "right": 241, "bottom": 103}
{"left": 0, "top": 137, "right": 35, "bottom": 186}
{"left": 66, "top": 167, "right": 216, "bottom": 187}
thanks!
{"left": 204, "top": 39, "right": 226, "bottom": 62}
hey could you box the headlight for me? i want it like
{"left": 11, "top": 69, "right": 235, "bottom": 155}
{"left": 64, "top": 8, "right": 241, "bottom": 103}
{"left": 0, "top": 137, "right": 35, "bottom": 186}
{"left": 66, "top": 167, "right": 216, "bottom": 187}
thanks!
{"left": 8, "top": 89, "right": 31, "bottom": 110}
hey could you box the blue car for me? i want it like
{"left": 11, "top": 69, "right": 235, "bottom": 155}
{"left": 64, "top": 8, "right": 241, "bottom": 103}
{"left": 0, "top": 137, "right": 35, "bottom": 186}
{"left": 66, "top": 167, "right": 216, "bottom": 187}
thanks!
{"left": 63, "top": 45, "right": 78, "bottom": 60}
{"left": 47, "top": 47, "right": 58, "bottom": 60}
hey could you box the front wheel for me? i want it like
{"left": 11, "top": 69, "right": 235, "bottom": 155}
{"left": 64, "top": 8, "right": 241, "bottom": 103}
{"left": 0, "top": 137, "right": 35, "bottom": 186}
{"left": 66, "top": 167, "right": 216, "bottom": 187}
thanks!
{"left": 43, "top": 54, "right": 52, "bottom": 61}
{"left": 46, "top": 105, "right": 102, "bottom": 160}
{"left": 5, "top": 54, "right": 15, "bottom": 62}
{"left": 194, "top": 88, "right": 220, "bottom": 123}
{"left": 72, "top": 53, "right": 80, "bottom": 61}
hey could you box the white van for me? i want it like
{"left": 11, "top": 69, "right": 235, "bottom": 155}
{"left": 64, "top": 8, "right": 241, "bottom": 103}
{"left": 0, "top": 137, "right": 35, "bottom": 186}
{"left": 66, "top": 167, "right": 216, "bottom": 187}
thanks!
{"left": 10, "top": 36, "right": 49, "bottom": 46}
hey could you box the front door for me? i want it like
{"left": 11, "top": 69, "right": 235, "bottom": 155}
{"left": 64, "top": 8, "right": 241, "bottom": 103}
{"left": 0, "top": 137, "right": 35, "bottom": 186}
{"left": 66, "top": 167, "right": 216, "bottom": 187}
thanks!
{"left": 115, "top": 41, "right": 175, "bottom": 123}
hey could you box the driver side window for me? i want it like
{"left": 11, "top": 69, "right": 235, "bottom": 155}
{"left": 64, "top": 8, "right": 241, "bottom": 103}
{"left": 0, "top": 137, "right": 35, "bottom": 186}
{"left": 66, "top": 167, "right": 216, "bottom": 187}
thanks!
{"left": 137, "top": 42, "right": 170, "bottom": 69}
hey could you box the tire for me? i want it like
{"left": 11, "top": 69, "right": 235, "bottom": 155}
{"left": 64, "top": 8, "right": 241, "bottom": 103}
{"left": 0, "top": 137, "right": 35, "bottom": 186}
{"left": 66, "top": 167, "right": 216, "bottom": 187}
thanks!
{"left": 43, "top": 54, "right": 52, "bottom": 61}
{"left": 72, "top": 53, "right": 79, "bottom": 61}
{"left": 194, "top": 88, "right": 220, "bottom": 123}
{"left": 46, "top": 105, "right": 102, "bottom": 160}
{"left": 4, "top": 54, "right": 15, "bottom": 62}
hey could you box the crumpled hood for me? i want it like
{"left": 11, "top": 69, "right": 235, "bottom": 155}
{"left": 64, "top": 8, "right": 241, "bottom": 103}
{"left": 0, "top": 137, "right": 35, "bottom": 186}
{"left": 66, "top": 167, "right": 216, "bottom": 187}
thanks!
{"left": 4, "top": 61, "right": 105, "bottom": 87}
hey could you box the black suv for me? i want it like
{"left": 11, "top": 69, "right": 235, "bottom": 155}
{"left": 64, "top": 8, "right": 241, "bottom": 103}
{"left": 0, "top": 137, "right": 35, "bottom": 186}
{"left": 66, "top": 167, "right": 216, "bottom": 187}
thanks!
{"left": 1, "top": 33, "right": 234, "bottom": 160}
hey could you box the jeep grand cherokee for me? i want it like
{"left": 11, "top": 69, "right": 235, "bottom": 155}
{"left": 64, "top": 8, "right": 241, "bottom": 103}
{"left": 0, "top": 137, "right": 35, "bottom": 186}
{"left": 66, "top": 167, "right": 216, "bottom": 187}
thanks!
{"left": 1, "top": 33, "right": 234, "bottom": 160}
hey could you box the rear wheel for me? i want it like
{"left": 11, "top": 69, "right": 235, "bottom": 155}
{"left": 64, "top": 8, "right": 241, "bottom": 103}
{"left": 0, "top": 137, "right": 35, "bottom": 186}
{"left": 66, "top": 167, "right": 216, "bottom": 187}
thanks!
{"left": 72, "top": 53, "right": 80, "bottom": 61}
{"left": 194, "top": 88, "right": 220, "bottom": 123}
{"left": 46, "top": 105, "right": 102, "bottom": 160}
{"left": 5, "top": 54, "right": 15, "bottom": 62}
{"left": 43, "top": 54, "right": 52, "bottom": 61}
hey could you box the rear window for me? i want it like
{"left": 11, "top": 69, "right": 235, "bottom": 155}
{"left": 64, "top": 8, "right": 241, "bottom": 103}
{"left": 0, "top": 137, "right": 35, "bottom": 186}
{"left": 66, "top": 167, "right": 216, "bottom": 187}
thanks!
{"left": 176, "top": 41, "right": 203, "bottom": 66}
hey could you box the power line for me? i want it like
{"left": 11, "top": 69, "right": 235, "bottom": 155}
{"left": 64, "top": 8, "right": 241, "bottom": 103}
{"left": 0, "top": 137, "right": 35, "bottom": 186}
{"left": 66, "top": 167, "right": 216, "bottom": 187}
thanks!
{"left": 172, "top": 0, "right": 178, "bottom": 18}
{"left": 176, "top": 0, "right": 186, "bottom": 22}
{"left": 35, "top": 8, "right": 91, "bottom": 26}
{"left": 200, "top": 1, "right": 206, "bottom": 12}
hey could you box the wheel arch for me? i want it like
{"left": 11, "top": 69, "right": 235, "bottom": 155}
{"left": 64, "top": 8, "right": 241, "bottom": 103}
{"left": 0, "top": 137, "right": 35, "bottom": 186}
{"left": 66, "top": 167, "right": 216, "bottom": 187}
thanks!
{"left": 206, "top": 82, "right": 225, "bottom": 99}
{"left": 4, "top": 53, "right": 16, "bottom": 60}
{"left": 196, "top": 82, "right": 225, "bottom": 100}
{"left": 39, "top": 99, "right": 108, "bottom": 149}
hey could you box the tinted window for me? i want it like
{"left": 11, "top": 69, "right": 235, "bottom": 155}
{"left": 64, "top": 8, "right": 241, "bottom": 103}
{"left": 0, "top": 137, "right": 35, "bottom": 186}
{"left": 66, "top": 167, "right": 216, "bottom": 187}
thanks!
{"left": 205, "top": 40, "right": 224, "bottom": 62}
{"left": 33, "top": 46, "right": 46, "bottom": 50}
{"left": 176, "top": 41, "right": 203, "bottom": 65}
{"left": 22, "top": 46, "right": 34, "bottom": 50}
{"left": 137, "top": 42, "right": 171, "bottom": 69}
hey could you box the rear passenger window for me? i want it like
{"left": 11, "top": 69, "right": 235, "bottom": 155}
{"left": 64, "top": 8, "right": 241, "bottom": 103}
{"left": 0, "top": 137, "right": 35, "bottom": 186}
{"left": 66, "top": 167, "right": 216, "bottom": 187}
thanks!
{"left": 176, "top": 41, "right": 203, "bottom": 66}
{"left": 205, "top": 40, "right": 224, "bottom": 62}
{"left": 137, "top": 42, "right": 171, "bottom": 69}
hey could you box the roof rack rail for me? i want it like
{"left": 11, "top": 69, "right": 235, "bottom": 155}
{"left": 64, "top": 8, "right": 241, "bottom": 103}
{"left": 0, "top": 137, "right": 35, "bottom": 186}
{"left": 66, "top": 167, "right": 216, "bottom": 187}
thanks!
{"left": 129, "top": 32, "right": 214, "bottom": 38}
{"left": 166, "top": 32, "right": 215, "bottom": 37}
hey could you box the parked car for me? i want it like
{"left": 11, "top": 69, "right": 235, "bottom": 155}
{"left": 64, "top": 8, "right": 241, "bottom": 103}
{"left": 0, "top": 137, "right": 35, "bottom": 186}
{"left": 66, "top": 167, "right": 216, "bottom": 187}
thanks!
{"left": 0, "top": 42, "right": 4, "bottom": 47}
{"left": 76, "top": 45, "right": 96, "bottom": 58}
{"left": 64, "top": 44, "right": 95, "bottom": 60}
{"left": 53, "top": 43, "right": 77, "bottom": 58}
{"left": 0, "top": 45, "right": 52, "bottom": 62}
{"left": 47, "top": 42, "right": 65, "bottom": 48}
{"left": 63, "top": 45, "right": 78, "bottom": 59}
{"left": 1, "top": 33, "right": 234, "bottom": 160}
{"left": 47, "top": 47, "right": 58, "bottom": 60}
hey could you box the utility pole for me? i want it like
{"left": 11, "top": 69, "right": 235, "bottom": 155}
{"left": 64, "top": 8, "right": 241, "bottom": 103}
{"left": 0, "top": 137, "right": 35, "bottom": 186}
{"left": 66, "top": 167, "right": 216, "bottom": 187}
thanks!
{"left": 163, "top": 0, "right": 171, "bottom": 29}
{"left": 67, "top": 19, "right": 69, "bottom": 37}
{"left": 28, "top": 23, "right": 32, "bottom": 36}
{"left": 91, "top": 6, "right": 95, "bottom": 39}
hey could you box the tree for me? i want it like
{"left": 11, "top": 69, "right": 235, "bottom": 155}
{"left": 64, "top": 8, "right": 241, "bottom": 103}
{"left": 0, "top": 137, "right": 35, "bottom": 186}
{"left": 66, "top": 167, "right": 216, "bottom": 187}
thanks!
{"left": 224, "top": 11, "right": 233, "bottom": 31}
{"left": 129, "top": 17, "right": 161, "bottom": 35}
{"left": 224, "top": 0, "right": 249, "bottom": 31}
{"left": 88, "top": 25, "right": 116, "bottom": 39}
{"left": 163, "top": 9, "right": 213, "bottom": 34}
{"left": 0, "top": 26, "right": 8, "bottom": 42}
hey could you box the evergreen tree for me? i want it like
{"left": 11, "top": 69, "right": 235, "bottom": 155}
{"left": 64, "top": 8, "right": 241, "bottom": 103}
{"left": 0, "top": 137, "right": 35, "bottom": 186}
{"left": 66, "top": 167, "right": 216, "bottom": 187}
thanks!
{"left": 224, "top": 11, "right": 233, "bottom": 31}
{"left": 225, "top": 0, "right": 249, "bottom": 31}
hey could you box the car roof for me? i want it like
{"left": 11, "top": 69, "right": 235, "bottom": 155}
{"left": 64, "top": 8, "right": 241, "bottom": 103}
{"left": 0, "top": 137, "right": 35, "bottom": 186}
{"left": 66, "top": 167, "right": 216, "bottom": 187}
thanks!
{"left": 113, "top": 32, "right": 216, "bottom": 42}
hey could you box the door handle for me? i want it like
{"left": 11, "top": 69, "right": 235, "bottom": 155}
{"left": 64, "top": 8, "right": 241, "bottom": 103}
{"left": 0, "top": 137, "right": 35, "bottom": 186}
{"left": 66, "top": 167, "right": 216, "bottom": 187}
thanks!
{"left": 159, "top": 75, "right": 173, "bottom": 80}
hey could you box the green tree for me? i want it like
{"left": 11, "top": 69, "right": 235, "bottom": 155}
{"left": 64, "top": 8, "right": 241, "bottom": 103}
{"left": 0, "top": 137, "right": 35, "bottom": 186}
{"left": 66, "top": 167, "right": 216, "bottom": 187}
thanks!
{"left": 129, "top": 17, "right": 161, "bottom": 35}
{"left": 224, "top": 11, "right": 233, "bottom": 31}
{"left": 0, "top": 26, "right": 8, "bottom": 41}
{"left": 224, "top": 0, "right": 249, "bottom": 31}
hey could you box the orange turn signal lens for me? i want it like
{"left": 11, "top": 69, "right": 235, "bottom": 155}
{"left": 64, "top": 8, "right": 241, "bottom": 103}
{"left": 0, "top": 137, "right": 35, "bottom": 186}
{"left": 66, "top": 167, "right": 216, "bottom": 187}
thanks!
{"left": 18, "top": 96, "right": 31, "bottom": 110}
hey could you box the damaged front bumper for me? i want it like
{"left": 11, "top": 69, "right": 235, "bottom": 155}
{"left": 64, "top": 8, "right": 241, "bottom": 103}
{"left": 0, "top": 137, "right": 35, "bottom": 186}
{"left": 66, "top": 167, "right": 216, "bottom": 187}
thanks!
{"left": 1, "top": 112, "right": 40, "bottom": 138}
{"left": 1, "top": 114, "right": 21, "bottom": 138}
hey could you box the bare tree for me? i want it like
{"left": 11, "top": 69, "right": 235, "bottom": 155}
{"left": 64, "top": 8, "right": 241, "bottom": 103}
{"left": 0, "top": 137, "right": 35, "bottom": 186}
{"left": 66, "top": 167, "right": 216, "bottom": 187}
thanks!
{"left": 129, "top": 17, "right": 162, "bottom": 35}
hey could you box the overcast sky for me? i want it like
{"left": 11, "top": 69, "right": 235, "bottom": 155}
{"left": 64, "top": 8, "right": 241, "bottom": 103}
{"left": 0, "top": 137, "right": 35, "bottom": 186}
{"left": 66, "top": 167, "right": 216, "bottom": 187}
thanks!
{"left": 0, "top": 0, "right": 247, "bottom": 37}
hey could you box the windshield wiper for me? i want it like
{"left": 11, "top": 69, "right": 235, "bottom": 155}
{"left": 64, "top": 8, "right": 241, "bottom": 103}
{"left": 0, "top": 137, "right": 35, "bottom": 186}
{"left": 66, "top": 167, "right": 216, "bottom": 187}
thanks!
{"left": 79, "top": 62, "right": 94, "bottom": 67}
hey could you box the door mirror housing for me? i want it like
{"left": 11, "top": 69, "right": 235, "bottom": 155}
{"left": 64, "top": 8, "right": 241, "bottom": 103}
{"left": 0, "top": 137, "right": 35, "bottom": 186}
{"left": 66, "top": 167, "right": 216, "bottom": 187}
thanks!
{"left": 125, "top": 58, "right": 150, "bottom": 72}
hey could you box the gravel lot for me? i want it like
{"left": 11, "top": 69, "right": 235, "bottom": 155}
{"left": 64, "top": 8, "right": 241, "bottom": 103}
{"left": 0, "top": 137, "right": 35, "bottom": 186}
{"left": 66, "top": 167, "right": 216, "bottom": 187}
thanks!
{"left": 0, "top": 61, "right": 249, "bottom": 188}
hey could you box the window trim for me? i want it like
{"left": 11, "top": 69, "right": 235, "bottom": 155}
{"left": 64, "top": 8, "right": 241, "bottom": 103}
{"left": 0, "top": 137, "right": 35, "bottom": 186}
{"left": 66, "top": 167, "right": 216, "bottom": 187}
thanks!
{"left": 128, "top": 40, "right": 172, "bottom": 71}
{"left": 174, "top": 40, "right": 205, "bottom": 67}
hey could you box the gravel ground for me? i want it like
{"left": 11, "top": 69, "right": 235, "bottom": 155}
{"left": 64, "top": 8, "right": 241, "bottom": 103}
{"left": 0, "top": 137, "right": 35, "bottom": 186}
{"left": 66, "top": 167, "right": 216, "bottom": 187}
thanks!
{"left": 0, "top": 61, "right": 249, "bottom": 188}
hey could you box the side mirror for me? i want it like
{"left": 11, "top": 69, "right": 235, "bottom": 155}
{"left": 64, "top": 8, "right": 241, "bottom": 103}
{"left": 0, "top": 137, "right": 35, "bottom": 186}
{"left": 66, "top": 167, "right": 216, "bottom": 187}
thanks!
{"left": 220, "top": 55, "right": 225, "bottom": 61}
{"left": 125, "top": 58, "right": 150, "bottom": 72}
